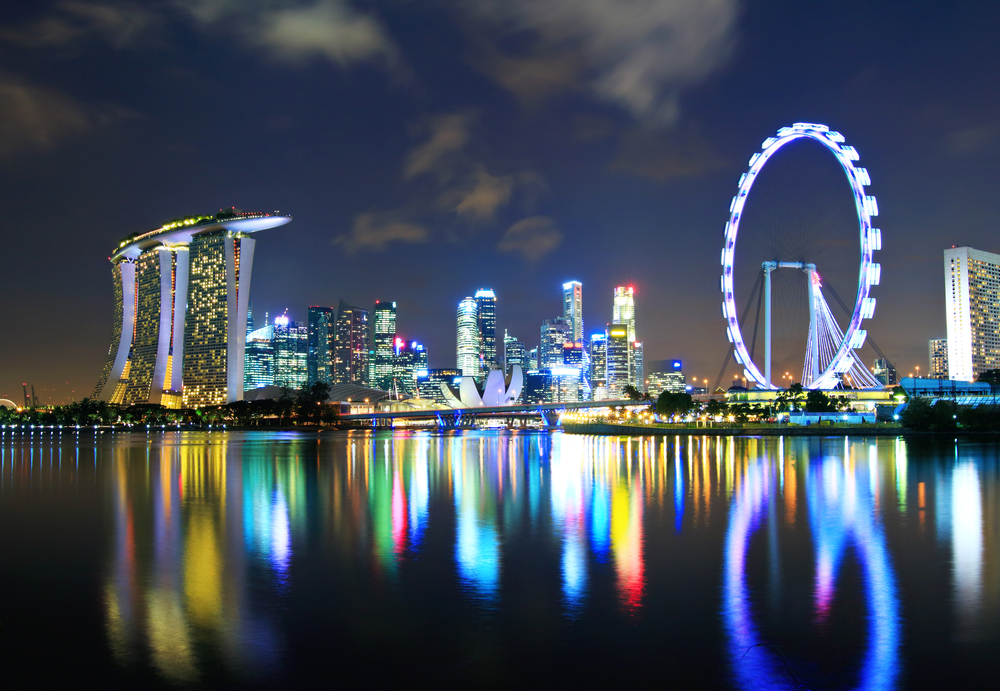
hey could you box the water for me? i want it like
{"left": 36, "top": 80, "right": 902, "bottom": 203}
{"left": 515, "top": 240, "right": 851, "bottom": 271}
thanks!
{"left": 1, "top": 430, "right": 998, "bottom": 689}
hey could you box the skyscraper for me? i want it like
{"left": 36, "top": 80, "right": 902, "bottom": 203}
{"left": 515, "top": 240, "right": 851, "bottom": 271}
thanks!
{"left": 244, "top": 322, "right": 275, "bottom": 391}
{"left": 475, "top": 289, "right": 497, "bottom": 372}
{"left": 274, "top": 315, "right": 308, "bottom": 388}
{"left": 371, "top": 301, "right": 397, "bottom": 389}
{"left": 540, "top": 318, "right": 572, "bottom": 368}
{"left": 456, "top": 297, "right": 479, "bottom": 376}
{"left": 606, "top": 324, "right": 631, "bottom": 397}
{"left": 307, "top": 306, "right": 335, "bottom": 385}
{"left": 613, "top": 286, "right": 636, "bottom": 341}
{"left": 945, "top": 246, "right": 1000, "bottom": 381}
{"left": 929, "top": 338, "right": 949, "bottom": 379}
{"left": 333, "top": 300, "right": 370, "bottom": 385}
{"left": 589, "top": 333, "right": 607, "bottom": 391}
{"left": 562, "top": 281, "right": 583, "bottom": 343}
{"left": 392, "top": 339, "right": 427, "bottom": 396}
{"left": 632, "top": 341, "right": 644, "bottom": 391}
{"left": 873, "top": 358, "right": 897, "bottom": 386}
{"left": 93, "top": 210, "right": 290, "bottom": 407}
{"left": 503, "top": 330, "right": 526, "bottom": 371}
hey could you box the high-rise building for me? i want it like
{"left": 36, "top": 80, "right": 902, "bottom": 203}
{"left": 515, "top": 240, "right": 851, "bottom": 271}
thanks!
{"left": 562, "top": 281, "right": 583, "bottom": 343}
{"left": 392, "top": 339, "right": 427, "bottom": 396}
{"left": 246, "top": 301, "right": 254, "bottom": 335}
{"left": 333, "top": 300, "right": 370, "bottom": 385}
{"left": 274, "top": 315, "right": 308, "bottom": 388}
{"left": 92, "top": 210, "right": 290, "bottom": 407}
{"left": 456, "top": 297, "right": 480, "bottom": 376}
{"left": 475, "top": 289, "right": 497, "bottom": 372}
{"left": 528, "top": 346, "right": 539, "bottom": 371}
{"left": 648, "top": 360, "right": 685, "bottom": 394}
{"left": 632, "top": 341, "right": 644, "bottom": 391}
{"left": 873, "top": 358, "right": 897, "bottom": 386}
{"left": 540, "top": 318, "right": 572, "bottom": 368}
{"left": 307, "top": 306, "right": 335, "bottom": 385}
{"left": 945, "top": 246, "right": 1000, "bottom": 381}
{"left": 416, "top": 368, "right": 463, "bottom": 404}
{"left": 929, "top": 338, "right": 949, "bottom": 379}
{"left": 371, "top": 301, "right": 397, "bottom": 389}
{"left": 606, "top": 324, "right": 631, "bottom": 397}
{"left": 503, "top": 330, "right": 526, "bottom": 372}
{"left": 244, "top": 323, "right": 274, "bottom": 391}
{"left": 613, "top": 286, "right": 636, "bottom": 341}
{"left": 589, "top": 333, "right": 607, "bottom": 391}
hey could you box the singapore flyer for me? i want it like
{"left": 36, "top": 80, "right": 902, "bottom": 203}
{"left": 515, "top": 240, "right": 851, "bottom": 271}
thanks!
{"left": 720, "top": 123, "right": 882, "bottom": 390}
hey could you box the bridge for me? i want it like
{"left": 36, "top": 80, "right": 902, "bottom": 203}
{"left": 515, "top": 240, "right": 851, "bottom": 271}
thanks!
{"left": 339, "top": 399, "right": 642, "bottom": 429}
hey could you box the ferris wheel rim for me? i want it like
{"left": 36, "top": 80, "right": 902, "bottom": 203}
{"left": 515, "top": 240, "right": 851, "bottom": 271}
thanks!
{"left": 720, "top": 122, "right": 881, "bottom": 390}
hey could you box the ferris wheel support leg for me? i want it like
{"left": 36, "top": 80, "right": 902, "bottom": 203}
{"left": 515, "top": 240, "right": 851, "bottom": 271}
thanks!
{"left": 806, "top": 265, "right": 820, "bottom": 386}
{"left": 763, "top": 263, "right": 774, "bottom": 388}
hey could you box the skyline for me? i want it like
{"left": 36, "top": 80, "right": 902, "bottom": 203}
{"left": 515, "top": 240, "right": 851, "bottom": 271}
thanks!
{"left": 3, "top": 0, "right": 998, "bottom": 402}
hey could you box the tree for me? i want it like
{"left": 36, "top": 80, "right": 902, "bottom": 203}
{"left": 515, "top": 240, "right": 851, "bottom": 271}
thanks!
{"left": 977, "top": 370, "right": 1000, "bottom": 393}
{"left": 297, "top": 381, "right": 332, "bottom": 423}
{"left": 622, "top": 384, "right": 644, "bottom": 402}
{"left": 805, "top": 390, "right": 837, "bottom": 413}
{"left": 704, "top": 399, "right": 727, "bottom": 418}
{"left": 656, "top": 392, "right": 694, "bottom": 418}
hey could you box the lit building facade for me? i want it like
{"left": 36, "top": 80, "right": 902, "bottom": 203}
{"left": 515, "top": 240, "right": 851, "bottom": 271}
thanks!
{"left": 540, "top": 318, "right": 572, "bottom": 369}
{"left": 274, "top": 316, "right": 308, "bottom": 389}
{"left": 307, "top": 306, "right": 335, "bottom": 385}
{"left": 371, "top": 301, "right": 396, "bottom": 390}
{"left": 613, "top": 286, "right": 636, "bottom": 341}
{"left": 606, "top": 324, "right": 631, "bottom": 397}
{"left": 456, "top": 297, "right": 479, "bottom": 377}
{"left": 945, "top": 246, "right": 1000, "bottom": 381}
{"left": 929, "top": 338, "right": 949, "bottom": 379}
{"left": 93, "top": 210, "right": 290, "bottom": 407}
{"left": 503, "top": 330, "right": 526, "bottom": 371}
{"left": 416, "top": 368, "right": 462, "bottom": 404}
{"left": 589, "top": 333, "right": 607, "bottom": 391}
{"left": 563, "top": 281, "right": 583, "bottom": 342}
{"left": 392, "top": 339, "right": 427, "bottom": 396}
{"left": 244, "top": 324, "right": 274, "bottom": 391}
{"left": 873, "top": 358, "right": 897, "bottom": 386}
{"left": 632, "top": 341, "right": 644, "bottom": 391}
{"left": 333, "top": 300, "right": 370, "bottom": 386}
{"left": 475, "top": 289, "right": 497, "bottom": 372}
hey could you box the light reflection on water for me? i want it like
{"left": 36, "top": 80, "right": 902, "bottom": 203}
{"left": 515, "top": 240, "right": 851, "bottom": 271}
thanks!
{"left": 3, "top": 431, "right": 1000, "bottom": 687}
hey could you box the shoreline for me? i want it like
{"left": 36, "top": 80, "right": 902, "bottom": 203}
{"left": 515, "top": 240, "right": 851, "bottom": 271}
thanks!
{"left": 560, "top": 422, "right": 1000, "bottom": 437}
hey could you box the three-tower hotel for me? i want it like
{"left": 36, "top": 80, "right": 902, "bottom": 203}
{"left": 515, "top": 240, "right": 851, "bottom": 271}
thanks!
{"left": 92, "top": 209, "right": 291, "bottom": 408}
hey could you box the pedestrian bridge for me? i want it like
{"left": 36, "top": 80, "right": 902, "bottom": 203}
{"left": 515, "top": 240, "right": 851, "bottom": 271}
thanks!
{"left": 340, "top": 399, "right": 642, "bottom": 429}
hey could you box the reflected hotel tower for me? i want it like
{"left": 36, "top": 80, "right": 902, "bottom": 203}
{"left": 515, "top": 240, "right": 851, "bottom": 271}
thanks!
{"left": 92, "top": 209, "right": 291, "bottom": 407}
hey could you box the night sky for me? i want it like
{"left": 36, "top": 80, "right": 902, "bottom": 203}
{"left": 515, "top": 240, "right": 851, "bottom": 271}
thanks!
{"left": 2, "top": 0, "right": 998, "bottom": 404}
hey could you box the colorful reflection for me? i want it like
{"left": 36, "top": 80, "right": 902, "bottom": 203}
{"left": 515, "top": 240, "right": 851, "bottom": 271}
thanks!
{"left": 723, "top": 447, "right": 900, "bottom": 691}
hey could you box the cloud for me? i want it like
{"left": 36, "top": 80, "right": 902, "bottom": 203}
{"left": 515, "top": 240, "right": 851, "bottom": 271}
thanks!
{"left": 180, "top": 0, "right": 395, "bottom": 66}
{"left": 450, "top": 166, "right": 513, "bottom": 220}
{"left": 945, "top": 124, "right": 1000, "bottom": 155}
{"left": 0, "top": 2, "right": 159, "bottom": 48}
{"left": 335, "top": 211, "right": 429, "bottom": 252}
{"left": 459, "top": 0, "right": 739, "bottom": 124}
{"left": 497, "top": 216, "right": 562, "bottom": 261}
{"left": 255, "top": 1, "right": 394, "bottom": 65}
{"left": 405, "top": 112, "right": 474, "bottom": 179}
{"left": 0, "top": 74, "right": 91, "bottom": 156}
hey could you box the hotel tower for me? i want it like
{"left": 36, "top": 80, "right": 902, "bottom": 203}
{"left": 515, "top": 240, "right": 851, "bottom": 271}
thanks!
{"left": 92, "top": 209, "right": 291, "bottom": 407}
{"left": 945, "top": 246, "right": 1000, "bottom": 381}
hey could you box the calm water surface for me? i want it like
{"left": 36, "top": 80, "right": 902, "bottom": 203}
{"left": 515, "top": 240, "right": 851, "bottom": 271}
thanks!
{"left": 1, "top": 430, "right": 998, "bottom": 689}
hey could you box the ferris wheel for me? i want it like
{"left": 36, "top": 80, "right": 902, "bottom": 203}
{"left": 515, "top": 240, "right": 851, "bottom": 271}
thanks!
{"left": 720, "top": 123, "right": 883, "bottom": 390}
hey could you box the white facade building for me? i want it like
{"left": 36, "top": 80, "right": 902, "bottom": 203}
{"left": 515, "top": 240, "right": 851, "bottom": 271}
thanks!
{"left": 945, "top": 246, "right": 1000, "bottom": 381}
{"left": 456, "top": 296, "right": 480, "bottom": 377}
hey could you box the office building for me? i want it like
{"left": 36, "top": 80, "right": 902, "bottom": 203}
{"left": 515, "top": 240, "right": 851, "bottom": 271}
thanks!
{"left": 244, "top": 323, "right": 275, "bottom": 391}
{"left": 528, "top": 347, "right": 539, "bottom": 371}
{"left": 632, "top": 341, "right": 644, "bottom": 391}
{"left": 392, "top": 339, "right": 427, "bottom": 396}
{"left": 873, "top": 358, "right": 897, "bottom": 386}
{"left": 606, "top": 324, "right": 631, "bottom": 397}
{"left": 416, "top": 368, "right": 462, "bottom": 404}
{"left": 307, "top": 306, "right": 335, "bottom": 385}
{"left": 540, "top": 318, "right": 572, "bottom": 368}
{"left": 92, "top": 209, "right": 290, "bottom": 406}
{"left": 589, "top": 333, "right": 607, "bottom": 391}
{"left": 246, "top": 302, "right": 254, "bottom": 334}
{"left": 371, "top": 301, "right": 397, "bottom": 389}
{"left": 274, "top": 316, "right": 308, "bottom": 388}
{"left": 563, "top": 281, "right": 583, "bottom": 342}
{"left": 333, "top": 300, "right": 370, "bottom": 385}
{"left": 945, "top": 246, "right": 1000, "bottom": 381}
{"left": 476, "top": 289, "right": 497, "bottom": 372}
{"left": 929, "top": 338, "right": 949, "bottom": 379}
{"left": 613, "top": 286, "right": 636, "bottom": 341}
{"left": 648, "top": 361, "right": 686, "bottom": 394}
{"left": 523, "top": 370, "right": 552, "bottom": 404}
{"left": 503, "top": 330, "right": 526, "bottom": 371}
{"left": 457, "top": 296, "right": 480, "bottom": 376}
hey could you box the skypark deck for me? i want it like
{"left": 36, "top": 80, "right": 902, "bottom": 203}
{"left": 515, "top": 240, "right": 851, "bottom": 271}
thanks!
{"left": 110, "top": 210, "right": 291, "bottom": 262}
{"left": 340, "top": 399, "right": 641, "bottom": 429}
